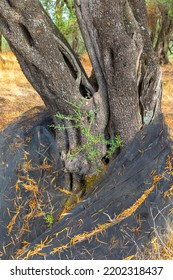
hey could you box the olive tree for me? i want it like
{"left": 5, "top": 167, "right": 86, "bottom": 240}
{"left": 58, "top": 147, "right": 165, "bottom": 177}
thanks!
{"left": 0, "top": 0, "right": 162, "bottom": 192}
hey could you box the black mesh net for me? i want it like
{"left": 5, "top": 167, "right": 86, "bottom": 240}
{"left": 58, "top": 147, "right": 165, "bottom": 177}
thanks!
{"left": 0, "top": 108, "right": 173, "bottom": 259}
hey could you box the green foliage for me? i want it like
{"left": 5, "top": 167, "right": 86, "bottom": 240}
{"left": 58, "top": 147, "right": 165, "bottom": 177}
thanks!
{"left": 40, "top": 0, "right": 55, "bottom": 13}
{"left": 43, "top": 213, "right": 54, "bottom": 227}
{"left": 40, "top": 0, "right": 85, "bottom": 54}
{"left": 157, "top": 0, "right": 173, "bottom": 18}
{"left": 54, "top": 99, "right": 123, "bottom": 164}
{"left": 0, "top": 34, "right": 10, "bottom": 51}
{"left": 37, "top": 202, "right": 54, "bottom": 228}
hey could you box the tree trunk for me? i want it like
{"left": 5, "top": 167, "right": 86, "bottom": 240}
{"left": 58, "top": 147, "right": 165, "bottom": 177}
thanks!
{"left": 154, "top": 6, "right": 173, "bottom": 65}
{"left": 155, "top": 34, "right": 170, "bottom": 65}
{"left": 0, "top": 0, "right": 108, "bottom": 192}
{"left": 1, "top": 0, "right": 173, "bottom": 261}
{"left": 75, "top": 0, "right": 162, "bottom": 143}
{"left": 0, "top": 0, "right": 162, "bottom": 191}
{"left": 147, "top": 1, "right": 173, "bottom": 65}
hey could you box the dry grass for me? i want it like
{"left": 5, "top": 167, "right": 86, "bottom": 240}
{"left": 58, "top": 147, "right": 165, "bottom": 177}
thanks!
{"left": 135, "top": 219, "right": 173, "bottom": 260}
{"left": 2, "top": 150, "right": 54, "bottom": 259}
{"left": 134, "top": 156, "right": 173, "bottom": 260}
{"left": 0, "top": 52, "right": 44, "bottom": 130}
{"left": 80, "top": 52, "right": 92, "bottom": 76}
{"left": 161, "top": 59, "right": 173, "bottom": 138}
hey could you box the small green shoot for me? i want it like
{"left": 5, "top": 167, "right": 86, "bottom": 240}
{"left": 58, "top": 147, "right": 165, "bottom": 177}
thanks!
{"left": 44, "top": 213, "right": 54, "bottom": 227}
{"left": 54, "top": 98, "right": 123, "bottom": 167}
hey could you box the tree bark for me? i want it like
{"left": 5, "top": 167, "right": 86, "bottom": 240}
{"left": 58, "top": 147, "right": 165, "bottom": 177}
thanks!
{"left": 0, "top": 0, "right": 108, "bottom": 192}
{"left": 0, "top": 0, "right": 162, "bottom": 190}
{"left": 75, "top": 0, "right": 162, "bottom": 143}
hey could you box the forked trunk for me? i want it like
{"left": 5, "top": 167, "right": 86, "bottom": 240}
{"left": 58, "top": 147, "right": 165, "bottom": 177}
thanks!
{"left": 0, "top": 0, "right": 162, "bottom": 191}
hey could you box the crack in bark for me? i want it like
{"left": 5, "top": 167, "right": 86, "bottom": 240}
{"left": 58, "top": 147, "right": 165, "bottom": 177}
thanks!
{"left": 53, "top": 34, "right": 94, "bottom": 98}
{"left": 19, "top": 23, "right": 35, "bottom": 47}
{"left": 6, "top": 0, "right": 13, "bottom": 8}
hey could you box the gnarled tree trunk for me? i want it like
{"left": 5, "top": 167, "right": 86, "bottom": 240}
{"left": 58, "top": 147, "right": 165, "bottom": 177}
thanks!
{"left": 75, "top": 0, "right": 162, "bottom": 142}
{"left": 0, "top": 0, "right": 162, "bottom": 192}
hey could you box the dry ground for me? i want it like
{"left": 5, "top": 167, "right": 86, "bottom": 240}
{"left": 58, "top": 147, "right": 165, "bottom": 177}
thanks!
{"left": 0, "top": 52, "right": 44, "bottom": 130}
{"left": 162, "top": 62, "right": 173, "bottom": 138}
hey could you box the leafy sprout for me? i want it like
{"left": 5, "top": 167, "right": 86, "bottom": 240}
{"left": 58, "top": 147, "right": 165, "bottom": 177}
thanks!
{"left": 44, "top": 213, "right": 54, "bottom": 227}
{"left": 54, "top": 98, "right": 123, "bottom": 167}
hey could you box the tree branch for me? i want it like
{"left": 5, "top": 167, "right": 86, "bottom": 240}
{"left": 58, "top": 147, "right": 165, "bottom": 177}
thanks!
{"left": 74, "top": 0, "right": 108, "bottom": 101}
{"left": 0, "top": 0, "right": 108, "bottom": 178}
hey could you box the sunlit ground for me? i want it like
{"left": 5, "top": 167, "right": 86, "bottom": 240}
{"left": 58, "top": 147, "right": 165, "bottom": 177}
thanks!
{"left": 0, "top": 52, "right": 44, "bottom": 130}
{"left": 161, "top": 59, "right": 173, "bottom": 138}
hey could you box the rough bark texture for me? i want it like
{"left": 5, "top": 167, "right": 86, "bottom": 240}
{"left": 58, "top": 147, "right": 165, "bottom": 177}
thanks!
{"left": 75, "top": 0, "right": 162, "bottom": 144}
{"left": 0, "top": 0, "right": 162, "bottom": 190}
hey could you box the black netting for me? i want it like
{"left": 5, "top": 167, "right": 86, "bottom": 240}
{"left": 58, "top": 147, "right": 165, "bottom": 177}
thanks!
{"left": 0, "top": 109, "right": 173, "bottom": 259}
